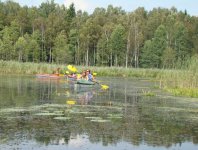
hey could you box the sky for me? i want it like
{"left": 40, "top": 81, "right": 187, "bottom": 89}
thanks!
{"left": 2, "top": 0, "right": 197, "bottom": 16}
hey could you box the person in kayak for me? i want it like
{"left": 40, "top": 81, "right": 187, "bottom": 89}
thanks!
{"left": 79, "top": 71, "right": 86, "bottom": 80}
{"left": 86, "top": 70, "right": 93, "bottom": 81}
{"left": 67, "top": 73, "right": 77, "bottom": 78}
{"left": 52, "top": 68, "right": 60, "bottom": 76}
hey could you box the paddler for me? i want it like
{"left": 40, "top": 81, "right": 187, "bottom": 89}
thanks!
{"left": 79, "top": 71, "right": 87, "bottom": 80}
{"left": 86, "top": 69, "right": 93, "bottom": 81}
{"left": 53, "top": 67, "right": 60, "bottom": 76}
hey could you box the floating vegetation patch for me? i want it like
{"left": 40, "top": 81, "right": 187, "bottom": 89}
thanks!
{"left": 54, "top": 111, "right": 64, "bottom": 114}
{"left": 107, "top": 114, "right": 123, "bottom": 119}
{"left": 157, "top": 107, "right": 188, "bottom": 112}
{"left": 165, "top": 88, "right": 198, "bottom": 98}
{"left": 29, "top": 105, "right": 48, "bottom": 110}
{"left": 40, "top": 110, "right": 50, "bottom": 113}
{"left": 190, "top": 116, "right": 198, "bottom": 120}
{"left": 53, "top": 117, "right": 71, "bottom": 120}
{"left": 80, "top": 105, "right": 122, "bottom": 110}
{"left": 6, "top": 116, "right": 26, "bottom": 120}
{"left": 46, "top": 107, "right": 59, "bottom": 112}
{"left": 85, "top": 117, "right": 102, "bottom": 120}
{"left": 70, "top": 111, "right": 90, "bottom": 114}
{"left": 44, "top": 104, "right": 67, "bottom": 108}
{"left": 0, "top": 137, "right": 8, "bottom": 144}
{"left": 142, "top": 90, "right": 156, "bottom": 96}
{"left": 33, "top": 112, "right": 64, "bottom": 116}
{"left": 0, "top": 108, "right": 27, "bottom": 113}
{"left": 91, "top": 119, "right": 111, "bottom": 123}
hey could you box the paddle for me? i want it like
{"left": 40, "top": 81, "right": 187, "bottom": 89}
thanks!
{"left": 91, "top": 72, "right": 109, "bottom": 90}
{"left": 93, "top": 80, "right": 109, "bottom": 90}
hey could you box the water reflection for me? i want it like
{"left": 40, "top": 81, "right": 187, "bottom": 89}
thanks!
{"left": 0, "top": 75, "right": 198, "bottom": 150}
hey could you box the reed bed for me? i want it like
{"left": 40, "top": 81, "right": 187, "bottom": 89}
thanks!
{"left": 0, "top": 60, "right": 164, "bottom": 78}
{"left": 158, "top": 56, "right": 198, "bottom": 97}
{"left": 0, "top": 60, "right": 65, "bottom": 74}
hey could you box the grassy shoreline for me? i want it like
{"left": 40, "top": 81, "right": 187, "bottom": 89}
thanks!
{"left": 0, "top": 60, "right": 165, "bottom": 77}
{"left": 0, "top": 60, "right": 197, "bottom": 98}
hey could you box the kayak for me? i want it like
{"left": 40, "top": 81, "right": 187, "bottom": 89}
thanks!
{"left": 76, "top": 79, "right": 95, "bottom": 85}
{"left": 66, "top": 76, "right": 77, "bottom": 81}
{"left": 36, "top": 74, "right": 50, "bottom": 78}
{"left": 74, "top": 80, "right": 96, "bottom": 92}
{"left": 36, "top": 74, "right": 65, "bottom": 78}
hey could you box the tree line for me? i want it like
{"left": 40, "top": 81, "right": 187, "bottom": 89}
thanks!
{"left": 0, "top": 0, "right": 198, "bottom": 68}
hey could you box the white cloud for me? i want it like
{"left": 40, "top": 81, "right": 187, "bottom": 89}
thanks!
{"left": 64, "top": 0, "right": 91, "bottom": 11}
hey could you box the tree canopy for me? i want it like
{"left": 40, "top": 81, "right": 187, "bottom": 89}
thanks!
{"left": 0, "top": 0, "right": 197, "bottom": 68}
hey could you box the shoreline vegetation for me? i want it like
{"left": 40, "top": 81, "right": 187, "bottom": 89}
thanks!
{"left": 0, "top": 58, "right": 197, "bottom": 98}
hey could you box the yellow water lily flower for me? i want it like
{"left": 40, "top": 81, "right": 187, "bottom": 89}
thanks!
{"left": 66, "top": 100, "right": 76, "bottom": 105}
{"left": 101, "top": 85, "right": 109, "bottom": 90}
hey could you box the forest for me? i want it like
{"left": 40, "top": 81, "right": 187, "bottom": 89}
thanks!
{"left": 0, "top": 0, "right": 198, "bottom": 68}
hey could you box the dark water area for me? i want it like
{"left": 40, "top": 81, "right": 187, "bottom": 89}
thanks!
{"left": 0, "top": 75, "right": 198, "bottom": 150}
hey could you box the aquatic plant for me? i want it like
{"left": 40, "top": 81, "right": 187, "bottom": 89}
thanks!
{"left": 0, "top": 60, "right": 164, "bottom": 78}
{"left": 85, "top": 117, "right": 102, "bottom": 120}
{"left": 142, "top": 90, "right": 156, "bottom": 97}
{"left": 34, "top": 112, "right": 64, "bottom": 116}
{"left": 158, "top": 57, "right": 198, "bottom": 97}
{"left": 90, "top": 119, "right": 111, "bottom": 123}
{"left": 53, "top": 117, "right": 71, "bottom": 120}
{"left": 165, "top": 88, "right": 198, "bottom": 98}
{"left": 0, "top": 108, "right": 28, "bottom": 113}
{"left": 107, "top": 114, "right": 123, "bottom": 119}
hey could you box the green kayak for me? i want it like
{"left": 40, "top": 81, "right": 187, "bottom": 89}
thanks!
{"left": 76, "top": 79, "right": 95, "bottom": 85}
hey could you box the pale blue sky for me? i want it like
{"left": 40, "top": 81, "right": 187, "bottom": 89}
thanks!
{"left": 2, "top": 0, "right": 197, "bottom": 16}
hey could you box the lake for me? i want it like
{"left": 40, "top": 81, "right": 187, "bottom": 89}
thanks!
{"left": 0, "top": 75, "right": 198, "bottom": 150}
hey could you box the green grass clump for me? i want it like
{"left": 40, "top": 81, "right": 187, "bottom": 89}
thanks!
{"left": 0, "top": 60, "right": 66, "bottom": 75}
{"left": 158, "top": 56, "right": 198, "bottom": 97}
{"left": 142, "top": 90, "right": 156, "bottom": 97}
{"left": 166, "top": 88, "right": 198, "bottom": 98}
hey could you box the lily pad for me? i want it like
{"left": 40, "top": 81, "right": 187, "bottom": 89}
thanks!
{"left": 107, "top": 114, "right": 123, "bottom": 119}
{"left": 53, "top": 117, "right": 71, "bottom": 120}
{"left": 0, "top": 137, "right": 8, "bottom": 143}
{"left": 91, "top": 119, "right": 111, "bottom": 123}
{"left": 107, "top": 116, "right": 123, "bottom": 119}
{"left": 190, "top": 117, "right": 198, "bottom": 120}
{"left": 85, "top": 117, "right": 102, "bottom": 120}
{"left": 0, "top": 108, "right": 27, "bottom": 113}
{"left": 46, "top": 107, "right": 58, "bottom": 111}
{"left": 70, "top": 111, "right": 90, "bottom": 114}
{"left": 33, "top": 112, "right": 64, "bottom": 116}
{"left": 54, "top": 111, "right": 63, "bottom": 114}
{"left": 43, "top": 104, "right": 66, "bottom": 108}
{"left": 6, "top": 116, "right": 24, "bottom": 119}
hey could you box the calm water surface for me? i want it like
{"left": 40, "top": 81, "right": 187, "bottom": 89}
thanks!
{"left": 0, "top": 75, "right": 198, "bottom": 150}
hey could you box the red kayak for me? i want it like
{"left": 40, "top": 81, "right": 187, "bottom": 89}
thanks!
{"left": 36, "top": 74, "right": 64, "bottom": 78}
